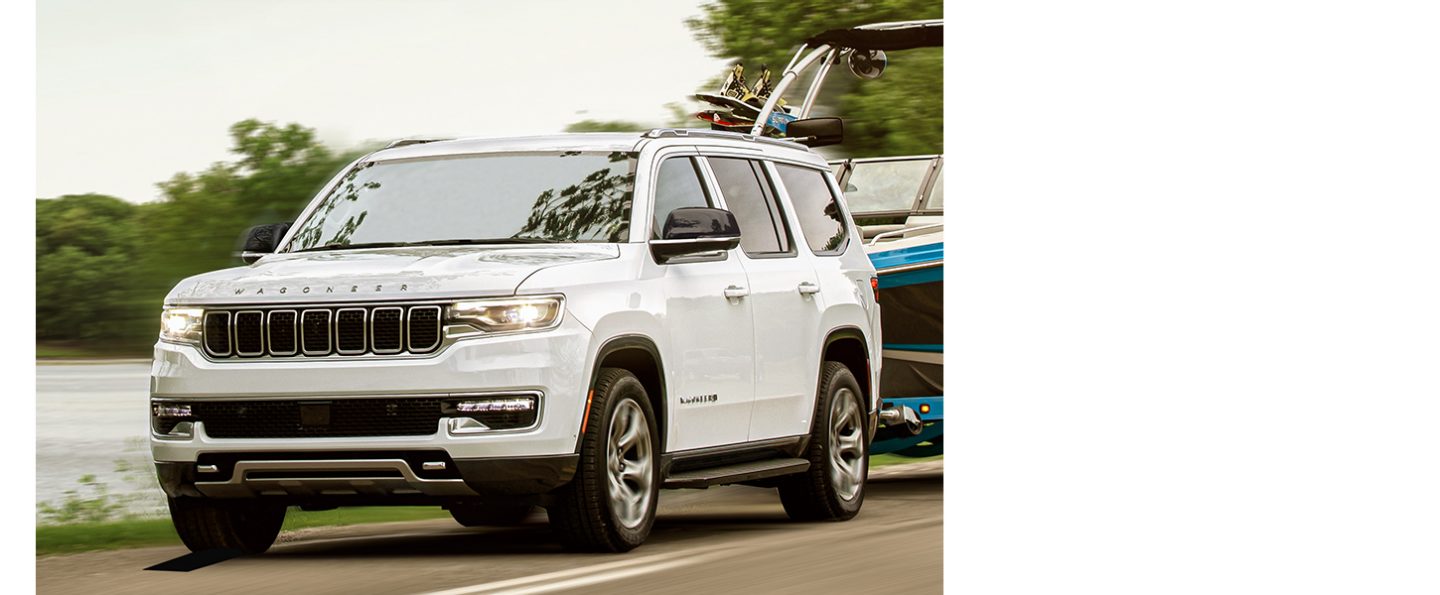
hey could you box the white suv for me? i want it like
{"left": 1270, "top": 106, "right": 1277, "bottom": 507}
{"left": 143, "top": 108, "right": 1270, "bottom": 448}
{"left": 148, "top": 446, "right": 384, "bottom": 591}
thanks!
{"left": 151, "top": 128, "right": 881, "bottom": 554}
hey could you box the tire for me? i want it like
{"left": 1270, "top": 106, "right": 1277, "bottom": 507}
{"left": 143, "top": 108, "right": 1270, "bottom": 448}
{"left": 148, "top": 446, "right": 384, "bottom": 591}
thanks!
{"left": 167, "top": 497, "right": 287, "bottom": 554}
{"left": 778, "top": 362, "right": 868, "bottom": 522}
{"left": 449, "top": 503, "right": 535, "bottom": 527}
{"left": 547, "top": 368, "right": 659, "bottom": 552}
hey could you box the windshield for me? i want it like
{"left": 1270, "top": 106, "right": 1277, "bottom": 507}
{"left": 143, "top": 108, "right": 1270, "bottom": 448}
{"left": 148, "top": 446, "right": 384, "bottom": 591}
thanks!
{"left": 285, "top": 151, "right": 636, "bottom": 251}
{"left": 843, "top": 158, "right": 933, "bottom": 213}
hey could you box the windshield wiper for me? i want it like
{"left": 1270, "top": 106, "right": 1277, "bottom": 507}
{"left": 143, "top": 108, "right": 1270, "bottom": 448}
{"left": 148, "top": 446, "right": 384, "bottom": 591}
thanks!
{"left": 409, "top": 237, "right": 570, "bottom": 246}
{"left": 292, "top": 241, "right": 421, "bottom": 253}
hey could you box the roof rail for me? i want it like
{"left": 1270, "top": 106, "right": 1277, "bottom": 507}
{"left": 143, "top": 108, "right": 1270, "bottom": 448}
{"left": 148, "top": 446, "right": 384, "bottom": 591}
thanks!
{"left": 641, "top": 128, "right": 810, "bottom": 151}
{"left": 385, "top": 137, "right": 455, "bottom": 149}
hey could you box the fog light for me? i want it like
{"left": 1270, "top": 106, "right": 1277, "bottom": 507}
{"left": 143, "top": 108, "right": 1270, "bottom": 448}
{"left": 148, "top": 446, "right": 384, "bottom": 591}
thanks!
{"left": 455, "top": 398, "right": 535, "bottom": 413}
{"left": 444, "top": 395, "right": 540, "bottom": 432}
{"left": 153, "top": 403, "right": 193, "bottom": 418}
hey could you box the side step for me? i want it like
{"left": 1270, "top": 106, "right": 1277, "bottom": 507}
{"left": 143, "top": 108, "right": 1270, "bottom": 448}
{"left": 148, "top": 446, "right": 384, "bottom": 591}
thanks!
{"left": 663, "top": 458, "right": 810, "bottom": 489}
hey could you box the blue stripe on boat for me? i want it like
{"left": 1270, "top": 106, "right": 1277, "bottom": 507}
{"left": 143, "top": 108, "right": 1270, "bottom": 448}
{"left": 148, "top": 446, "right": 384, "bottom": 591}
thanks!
{"left": 868, "top": 241, "right": 943, "bottom": 270}
{"left": 877, "top": 265, "right": 942, "bottom": 288}
{"left": 882, "top": 343, "right": 943, "bottom": 353}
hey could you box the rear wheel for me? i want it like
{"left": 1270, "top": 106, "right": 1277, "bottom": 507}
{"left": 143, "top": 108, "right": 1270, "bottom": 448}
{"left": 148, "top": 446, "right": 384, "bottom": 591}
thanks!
{"left": 547, "top": 368, "right": 659, "bottom": 552}
{"left": 779, "top": 362, "right": 868, "bottom": 521}
{"left": 168, "top": 497, "right": 287, "bottom": 554}
{"left": 448, "top": 503, "right": 535, "bottom": 527}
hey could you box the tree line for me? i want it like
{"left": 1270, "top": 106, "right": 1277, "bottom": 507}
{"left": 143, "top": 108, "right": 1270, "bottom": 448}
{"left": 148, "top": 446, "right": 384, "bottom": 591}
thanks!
{"left": 36, "top": 0, "right": 941, "bottom": 355}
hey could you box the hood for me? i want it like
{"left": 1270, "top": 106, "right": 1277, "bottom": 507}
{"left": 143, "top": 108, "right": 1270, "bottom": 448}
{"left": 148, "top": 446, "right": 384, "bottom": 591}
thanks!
{"left": 166, "top": 244, "right": 620, "bottom": 305}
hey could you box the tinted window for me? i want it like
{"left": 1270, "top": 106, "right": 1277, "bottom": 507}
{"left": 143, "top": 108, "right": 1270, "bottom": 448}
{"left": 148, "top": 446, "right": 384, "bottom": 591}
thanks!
{"left": 651, "top": 157, "right": 711, "bottom": 238}
{"left": 707, "top": 157, "right": 791, "bottom": 255}
{"left": 775, "top": 164, "right": 849, "bottom": 255}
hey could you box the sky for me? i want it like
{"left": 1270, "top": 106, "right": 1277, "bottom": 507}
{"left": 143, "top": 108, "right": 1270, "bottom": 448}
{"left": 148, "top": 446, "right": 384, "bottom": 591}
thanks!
{"left": 37, "top": 0, "right": 730, "bottom": 203}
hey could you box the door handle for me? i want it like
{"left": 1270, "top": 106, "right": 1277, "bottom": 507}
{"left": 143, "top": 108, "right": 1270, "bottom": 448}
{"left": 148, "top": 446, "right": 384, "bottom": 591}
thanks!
{"left": 724, "top": 285, "right": 749, "bottom": 299}
{"left": 797, "top": 282, "right": 820, "bottom": 295}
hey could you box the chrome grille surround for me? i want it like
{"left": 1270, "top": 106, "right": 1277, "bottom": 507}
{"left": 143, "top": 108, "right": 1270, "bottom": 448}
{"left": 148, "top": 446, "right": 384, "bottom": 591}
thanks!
{"left": 199, "top": 303, "right": 452, "bottom": 360}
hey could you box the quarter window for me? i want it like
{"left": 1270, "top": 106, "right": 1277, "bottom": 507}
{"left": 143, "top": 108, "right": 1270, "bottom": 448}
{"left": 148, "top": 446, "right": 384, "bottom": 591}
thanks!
{"left": 707, "top": 157, "right": 792, "bottom": 256}
{"left": 651, "top": 157, "right": 711, "bottom": 238}
{"left": 775, "top": 164, "right": 849, "bottom": 255}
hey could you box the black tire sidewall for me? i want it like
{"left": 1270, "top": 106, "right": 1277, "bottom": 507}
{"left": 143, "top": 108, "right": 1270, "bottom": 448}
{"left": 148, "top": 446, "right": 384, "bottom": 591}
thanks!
{"left": 592, "top": 375, "right": 660, "bottom": 547}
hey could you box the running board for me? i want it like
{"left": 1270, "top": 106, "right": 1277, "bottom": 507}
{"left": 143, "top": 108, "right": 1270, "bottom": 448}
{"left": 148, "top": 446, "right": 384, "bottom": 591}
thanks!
{"left": 663, "top": 458, "right": 810, "bottom": 489}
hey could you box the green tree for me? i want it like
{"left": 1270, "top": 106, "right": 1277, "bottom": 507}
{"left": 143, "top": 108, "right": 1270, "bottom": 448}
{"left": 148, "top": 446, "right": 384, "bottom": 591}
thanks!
{"left": 686, "top": 0, "right": 943, "bottom": 156}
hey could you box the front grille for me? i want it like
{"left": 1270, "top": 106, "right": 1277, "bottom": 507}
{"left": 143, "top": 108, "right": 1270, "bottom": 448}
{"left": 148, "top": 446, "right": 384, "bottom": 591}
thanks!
{"left": 195, "top": 398, "right": 445, "bottom": 438}
{"left": 202, "top": 304, "right": 445, "bottom": 359}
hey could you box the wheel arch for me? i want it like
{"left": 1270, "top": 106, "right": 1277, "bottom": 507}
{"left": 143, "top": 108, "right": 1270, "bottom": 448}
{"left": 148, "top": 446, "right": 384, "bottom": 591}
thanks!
{"left": 580, "top": 334, "right": 667, "bottom": 454}
{"left": 820, "top": 326, "right": 873, "bottom": 411}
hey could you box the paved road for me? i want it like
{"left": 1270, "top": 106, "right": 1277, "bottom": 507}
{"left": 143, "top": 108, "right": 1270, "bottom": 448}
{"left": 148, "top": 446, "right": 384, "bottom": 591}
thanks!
{"left": 37, "top": 462, "right": 942, "bottom": 594}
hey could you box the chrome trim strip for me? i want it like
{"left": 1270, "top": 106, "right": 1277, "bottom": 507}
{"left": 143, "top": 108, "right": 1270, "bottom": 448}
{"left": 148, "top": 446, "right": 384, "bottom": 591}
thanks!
{"left": 300, "top": 309, "right": 332, "bottom": 356}
{"left": 233, "top": 310, "right": 266, "bottom": 357}
{"left": 874, "top": 260, "right": 944, "bottom": 275}
{"left": 407, "top": 305, "right": 442, "bottom": 353}
{"left": 370, "top": 306, "right": 405, "bottom": 355}
{"left": 334, "top": 307, "right": 368, "bottom": 355}
{"left": 203, "top": 311, "right": 232, "bottom": 357}
{"left": 266, "top": 309, "right": 298, "bottom": 356}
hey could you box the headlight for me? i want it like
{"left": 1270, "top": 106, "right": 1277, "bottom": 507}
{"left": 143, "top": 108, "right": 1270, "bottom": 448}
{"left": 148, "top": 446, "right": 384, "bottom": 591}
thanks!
{"left": 447, "top": 296, "right": 564, "bottom": 333}
{"left": 159, "top": 307, "right": 205, "bottom": 344}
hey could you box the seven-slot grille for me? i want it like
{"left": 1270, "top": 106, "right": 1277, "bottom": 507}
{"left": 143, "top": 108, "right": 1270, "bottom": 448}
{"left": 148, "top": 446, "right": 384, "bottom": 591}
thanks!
{"left": 203, "top": 305, "right": 442, "bottom": 358}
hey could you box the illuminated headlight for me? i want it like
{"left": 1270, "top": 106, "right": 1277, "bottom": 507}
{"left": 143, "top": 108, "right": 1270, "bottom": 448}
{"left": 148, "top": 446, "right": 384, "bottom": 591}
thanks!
{"left": 159, "top": 307, "right": 205, "bottom": 344}
{"left": 447, "top": 296, "right": 563, "bottom": 333}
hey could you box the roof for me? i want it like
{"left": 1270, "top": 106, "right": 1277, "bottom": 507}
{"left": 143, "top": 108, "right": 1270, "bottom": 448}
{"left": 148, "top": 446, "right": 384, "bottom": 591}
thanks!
{"left": 804, "top": 19, "right": 943, "bottom": 51}
{"left": 371, "top": 133, "right": 645, "bottom": 162}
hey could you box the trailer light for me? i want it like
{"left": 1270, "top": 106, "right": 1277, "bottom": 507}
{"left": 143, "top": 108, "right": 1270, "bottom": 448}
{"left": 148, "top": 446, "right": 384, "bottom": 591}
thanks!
{"left": 919, "top": 403, "right": 931, "bottom": 414}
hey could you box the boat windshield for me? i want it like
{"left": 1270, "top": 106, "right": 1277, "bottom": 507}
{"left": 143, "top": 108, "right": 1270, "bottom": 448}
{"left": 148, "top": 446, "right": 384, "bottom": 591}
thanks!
{"left": 841, "top": 157, "right": 939, "bottom": 214}
{"left": 284, "top": 151, "right": 636, "bottom": 252}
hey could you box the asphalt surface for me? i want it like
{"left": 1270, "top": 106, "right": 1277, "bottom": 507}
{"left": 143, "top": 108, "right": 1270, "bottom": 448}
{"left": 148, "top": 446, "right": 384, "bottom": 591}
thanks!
{"left": 37, "top": 461, "right": 942, "bottom": 594}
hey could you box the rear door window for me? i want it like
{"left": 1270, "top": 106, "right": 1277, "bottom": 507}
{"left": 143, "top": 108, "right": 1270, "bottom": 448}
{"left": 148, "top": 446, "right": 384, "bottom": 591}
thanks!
{"left": 706, "top": 157, "right": 793, "bottom": 257}
{"left": 774, "top": 163, "right": 849, "bottom": 255}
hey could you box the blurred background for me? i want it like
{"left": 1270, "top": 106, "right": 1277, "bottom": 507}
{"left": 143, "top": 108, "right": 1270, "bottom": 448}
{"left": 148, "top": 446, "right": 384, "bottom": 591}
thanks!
{"left": 35, "top": 2, "right": 942, "bottom": 579}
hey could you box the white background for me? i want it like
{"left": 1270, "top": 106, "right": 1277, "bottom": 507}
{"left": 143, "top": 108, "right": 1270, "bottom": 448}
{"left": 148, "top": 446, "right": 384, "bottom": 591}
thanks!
{"left": 11, "top": 0, "right": 1440, "bottom": 592}
{"left": 950, "top": 0, "right": 1439, "bottom": 592}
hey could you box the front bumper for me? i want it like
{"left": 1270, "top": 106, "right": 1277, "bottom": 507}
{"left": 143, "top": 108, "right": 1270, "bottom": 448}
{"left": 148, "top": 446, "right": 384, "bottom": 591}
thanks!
{"left": 150, "top": 315, "right": 592, "bottom": 498}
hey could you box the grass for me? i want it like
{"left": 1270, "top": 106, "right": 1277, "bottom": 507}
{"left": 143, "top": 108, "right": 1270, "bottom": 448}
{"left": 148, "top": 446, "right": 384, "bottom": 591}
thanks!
{"left": 36, "top": 506, "right": 451, "bottom": 556}
{"left": 871, "top": 453, "right": 943, "bottom": 467}
{"left": 36, "top": 341, "right": 148, "bottom": 360}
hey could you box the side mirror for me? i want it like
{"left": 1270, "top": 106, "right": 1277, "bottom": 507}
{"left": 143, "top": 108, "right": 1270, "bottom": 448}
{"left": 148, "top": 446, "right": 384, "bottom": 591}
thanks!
{"left": 786, "top": 117, "right": 844, "bottom": 148}
{"left": 649, "top": 207, "right": 741, "bottom": 264}
{"left": 240, "top": 222, "right": 292, "bottom": 264}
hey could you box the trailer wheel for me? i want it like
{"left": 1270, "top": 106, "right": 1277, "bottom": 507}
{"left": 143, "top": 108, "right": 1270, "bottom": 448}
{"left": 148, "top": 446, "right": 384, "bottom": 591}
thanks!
{"left": 779, "top": 362, "right": 868, "bottom": 521}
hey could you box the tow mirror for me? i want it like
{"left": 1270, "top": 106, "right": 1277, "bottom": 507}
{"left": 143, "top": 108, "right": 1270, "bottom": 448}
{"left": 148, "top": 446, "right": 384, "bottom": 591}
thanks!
{"left": 239, "top": 222, "right": 292, "bottom": 264}
{"left": 786, "top": 117, "right": 844, "bottom": 148}
{"left": 649, "top": 207, "right": 741, "bottom": 263}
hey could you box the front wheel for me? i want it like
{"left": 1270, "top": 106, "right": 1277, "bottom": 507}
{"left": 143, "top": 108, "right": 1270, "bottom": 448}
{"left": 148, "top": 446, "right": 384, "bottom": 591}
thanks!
{"left": 168, "top": 497, "right": 287, "bottom": 554}
{"left": 547, "top": 368, "right": 659, "bottom": 552}
{"left": 778, "top": 362, "right": 868, "bottom": 521}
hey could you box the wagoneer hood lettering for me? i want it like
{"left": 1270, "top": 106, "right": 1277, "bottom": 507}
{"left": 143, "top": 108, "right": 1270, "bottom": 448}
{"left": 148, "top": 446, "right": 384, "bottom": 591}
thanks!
{"left": 166, "top": 245, "right": 618, "bottom": 304}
